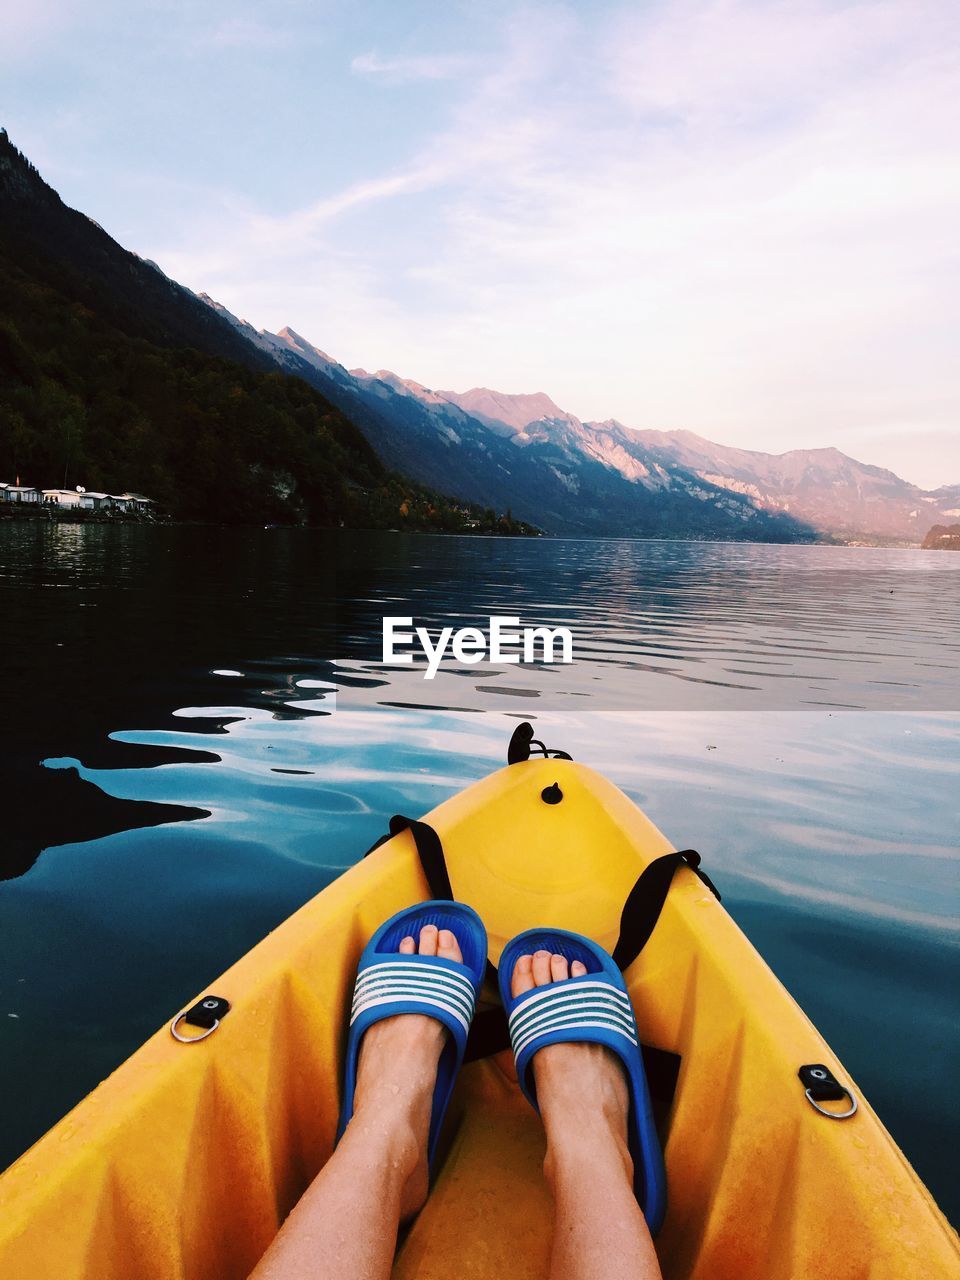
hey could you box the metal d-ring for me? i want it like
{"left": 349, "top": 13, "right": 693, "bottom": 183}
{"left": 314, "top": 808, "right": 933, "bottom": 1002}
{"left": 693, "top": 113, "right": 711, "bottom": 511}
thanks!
{"left": 170, "top": 1005, "right": 221, "bottom": 1044}
{"left": 804, "top": 1084, "right": 859, "bottom": 1119}
{"left": 170, "top": 1013, "right": 219, "bottom": 1043}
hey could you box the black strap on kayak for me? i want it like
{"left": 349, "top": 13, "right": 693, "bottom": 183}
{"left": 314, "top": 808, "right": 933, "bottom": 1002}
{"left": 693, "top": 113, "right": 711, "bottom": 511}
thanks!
{"left": 366, "top": 819, "right": 720, "bottom": 976}
{"left": 463, "top": 850, "right": 720, "bottom": 1057}
{"left": 387, "top": 814, "right": 454, "bottom": 899}
{"left": 362, "top": 815, "right": 453, "bottom": 899}
{"left": 612, "top": 848, "right": 720, "bottom": 972}
{"left": 364, "top": 816, "right": 719, "bottom": 1054}
{"left": 366, "top": 814, "right": 497, "bottom": 989}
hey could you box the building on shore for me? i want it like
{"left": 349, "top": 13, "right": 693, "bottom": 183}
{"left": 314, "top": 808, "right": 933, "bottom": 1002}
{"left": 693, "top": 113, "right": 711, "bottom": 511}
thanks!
{"left": 108, "top": 492, "right": 154, "bottom": 513}
{"left": 0, "top": 485, "right": 41, "bottom": 504}
{"left": 42, "top": 488, "right": 82, "bottom": 507}
{"left": 78, "top": 491, "right": 112, "bottom": 511}
{"left": 1, "top": 484, "right": 154, "bottom": 513}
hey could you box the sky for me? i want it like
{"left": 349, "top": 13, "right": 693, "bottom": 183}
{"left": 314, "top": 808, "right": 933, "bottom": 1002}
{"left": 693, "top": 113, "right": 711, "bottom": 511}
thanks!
{"left": 3, "top": 0, "right": 958, "bottom": 487}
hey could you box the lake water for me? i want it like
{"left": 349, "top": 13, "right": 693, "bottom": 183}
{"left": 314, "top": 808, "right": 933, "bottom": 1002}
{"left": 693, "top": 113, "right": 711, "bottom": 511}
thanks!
{"left": 1, "top": 524, "right": 958, "bottom": 1222}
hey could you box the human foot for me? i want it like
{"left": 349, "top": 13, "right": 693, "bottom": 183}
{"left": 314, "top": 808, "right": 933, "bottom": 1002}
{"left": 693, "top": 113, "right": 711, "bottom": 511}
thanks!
{"left": 511, "top": 949, "right": 633, "bottom": 1186}
{"left": 350, "top": 923, "right": 463, "bottom": 1218}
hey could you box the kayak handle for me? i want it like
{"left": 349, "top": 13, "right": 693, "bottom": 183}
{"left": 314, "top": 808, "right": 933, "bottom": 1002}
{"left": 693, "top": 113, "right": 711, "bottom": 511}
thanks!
{"left": 507, "top": 721, "right": 573, "bottom": 764}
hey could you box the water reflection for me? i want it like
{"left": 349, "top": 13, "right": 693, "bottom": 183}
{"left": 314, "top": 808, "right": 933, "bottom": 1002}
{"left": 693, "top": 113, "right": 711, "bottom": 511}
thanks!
{"left": 0, "top": 525, "right": 958, "bottom": 1221}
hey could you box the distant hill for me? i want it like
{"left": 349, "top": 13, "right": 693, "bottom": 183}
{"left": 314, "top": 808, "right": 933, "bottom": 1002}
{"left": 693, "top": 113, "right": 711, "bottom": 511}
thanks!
{"left": 921, "top": 524, "right": 960, "bottom": 550}
{"left": 0, "top": 130, "right": 531, "bottom": 533}
{"left": 929, "top": 484, "right": 960, "bottom": 511}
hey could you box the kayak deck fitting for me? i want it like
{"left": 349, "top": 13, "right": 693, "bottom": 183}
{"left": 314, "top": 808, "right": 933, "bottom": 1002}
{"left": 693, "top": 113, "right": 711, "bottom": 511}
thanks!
{"left": 0, "top": 751, "right": 957, "bottom": 1279}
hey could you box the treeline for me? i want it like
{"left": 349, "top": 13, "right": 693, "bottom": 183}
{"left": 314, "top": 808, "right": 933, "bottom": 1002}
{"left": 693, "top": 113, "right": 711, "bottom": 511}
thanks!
{"left": 0, "top": 128, "right": 537, "bottom": 533}
{"left": 0, "top": 260, "right": 535, "bottom": 533}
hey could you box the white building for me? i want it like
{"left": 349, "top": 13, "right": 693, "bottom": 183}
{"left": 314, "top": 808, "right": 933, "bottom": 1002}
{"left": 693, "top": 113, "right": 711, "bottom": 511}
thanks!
{"left": 79, "top": 491, "right": 112, "bottom": 511}
{"left": 109, "top": 492, "right": 155, "bottom": 512}
{"left": 41, "top": 489, "right": 82, "bottom": 507}
{"left": 1, "top": 483, "right": 154, "bottom": 511}
{"left": 1, "top": 485, "right": 41, "bottom": 504}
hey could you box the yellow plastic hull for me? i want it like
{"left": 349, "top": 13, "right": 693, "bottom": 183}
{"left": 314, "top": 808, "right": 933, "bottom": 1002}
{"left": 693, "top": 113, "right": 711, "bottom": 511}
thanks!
{"left": 1, "top": 759, "right": 957, "bottom": 1279}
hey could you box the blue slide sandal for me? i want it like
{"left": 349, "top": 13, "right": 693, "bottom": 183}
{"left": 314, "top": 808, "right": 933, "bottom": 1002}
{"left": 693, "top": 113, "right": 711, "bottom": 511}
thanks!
{"left": 337, "top": 900, "right": 488, "bottom": 1165}
{"left": 498, "top": 927, "right": 668, "bottom": 1235}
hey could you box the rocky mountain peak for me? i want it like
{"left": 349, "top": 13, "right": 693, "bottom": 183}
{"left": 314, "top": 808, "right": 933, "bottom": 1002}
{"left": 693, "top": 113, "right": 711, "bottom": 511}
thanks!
{"left": 440, "top": 387, "right": 575, "bottom": 433}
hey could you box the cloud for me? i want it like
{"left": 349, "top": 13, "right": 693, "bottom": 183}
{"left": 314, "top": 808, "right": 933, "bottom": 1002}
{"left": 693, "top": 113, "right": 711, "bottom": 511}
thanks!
{"left": 350, "top": 50, "right": 472, "bottom": 81}
{"left": 283, "top": 167, "right": 445, "bottom": 228}
{"left": 151, "top": 0, "right": 960, "bottom": 485}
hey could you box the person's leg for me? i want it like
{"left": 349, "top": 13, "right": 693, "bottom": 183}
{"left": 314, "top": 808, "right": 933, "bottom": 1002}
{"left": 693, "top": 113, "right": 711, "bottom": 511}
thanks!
{"left": 251, "top": 924, "right": 462, "bottom": 1280}
{"left": 512, "top": 951, "right": 663, "bottom": 1280}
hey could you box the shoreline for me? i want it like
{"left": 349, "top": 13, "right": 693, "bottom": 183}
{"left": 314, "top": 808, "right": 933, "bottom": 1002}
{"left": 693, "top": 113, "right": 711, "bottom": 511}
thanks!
{"left": 0, "top": 505, "right": 940, "bottom": 548}
{"left": 0, "top": 506, "right": 159, "bottom": 527}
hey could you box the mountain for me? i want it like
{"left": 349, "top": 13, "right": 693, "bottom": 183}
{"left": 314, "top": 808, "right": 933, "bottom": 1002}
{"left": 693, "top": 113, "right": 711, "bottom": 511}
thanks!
{"left": 0, "top": 135, "right": 270, "bottom": 373}
{"left": 440, "top": 388, "right": 581, "bottom": 436}
{"left": 199, "top": 302, "right": 546, "bottom": 517}
{"left": 203, "top": 294, "right": 954, "bottom": 543}
{"left": 439, "top": 395, "right": 958, "bottom": 543}
{"left": 204, "top": 305, "right": 814, "bottom": 541}
{"left": 0, "top": 131, "right": 532, "bottom": 533}
{"left": 619, "top": 428, "right": 959, "bottom": 543}
{"left": 4, "top": 129, "right": 942, "bottom": 543}
{"left": 929, "top": 484, "right": 960, "bottom": 514}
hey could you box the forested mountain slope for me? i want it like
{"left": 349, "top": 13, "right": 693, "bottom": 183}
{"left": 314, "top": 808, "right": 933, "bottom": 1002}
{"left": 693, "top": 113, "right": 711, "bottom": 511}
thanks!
{"left": 0, "top": 131, "right": 529, "bottom": 532}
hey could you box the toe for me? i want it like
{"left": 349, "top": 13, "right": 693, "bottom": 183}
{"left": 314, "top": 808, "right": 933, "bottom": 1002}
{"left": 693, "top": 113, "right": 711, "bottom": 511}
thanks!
{"left": 571, "top": 960, "right": 587, "bottom": 977}
{"left": 418, "top": 924, "right": 439, "bottom": 957}
{"left": 532, "top": 949, "right": 553, "bottom": 987}
{"left": 437, "top": 928, "right": 463, "bottom": 963}
{"left": 399, "top": 935, "right": 415, "bottom": 955}
{"left": 511, "top": 953, "right": 535, "bottom": 998}
{"left": 550, "top": 953, "right": 569, "bottom": 982}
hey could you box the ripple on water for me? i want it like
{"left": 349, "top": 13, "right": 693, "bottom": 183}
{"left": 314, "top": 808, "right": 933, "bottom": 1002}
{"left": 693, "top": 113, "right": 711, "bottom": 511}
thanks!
{"left": 1, "top": 528, "right": 958, "bottom": 1220}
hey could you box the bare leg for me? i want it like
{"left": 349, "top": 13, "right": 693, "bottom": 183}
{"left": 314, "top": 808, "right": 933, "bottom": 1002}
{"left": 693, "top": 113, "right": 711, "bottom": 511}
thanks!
{"left": 512, "top": 951, "right": 663, "bottom": 1280}
{"left": 251, "top": 924, "right": 462, "bottom": 1280}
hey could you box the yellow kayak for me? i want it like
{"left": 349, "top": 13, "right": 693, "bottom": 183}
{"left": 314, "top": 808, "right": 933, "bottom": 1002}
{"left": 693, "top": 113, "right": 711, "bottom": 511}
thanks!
{"left": 1, "top": 744, "right": 957, "bottom": 1279}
